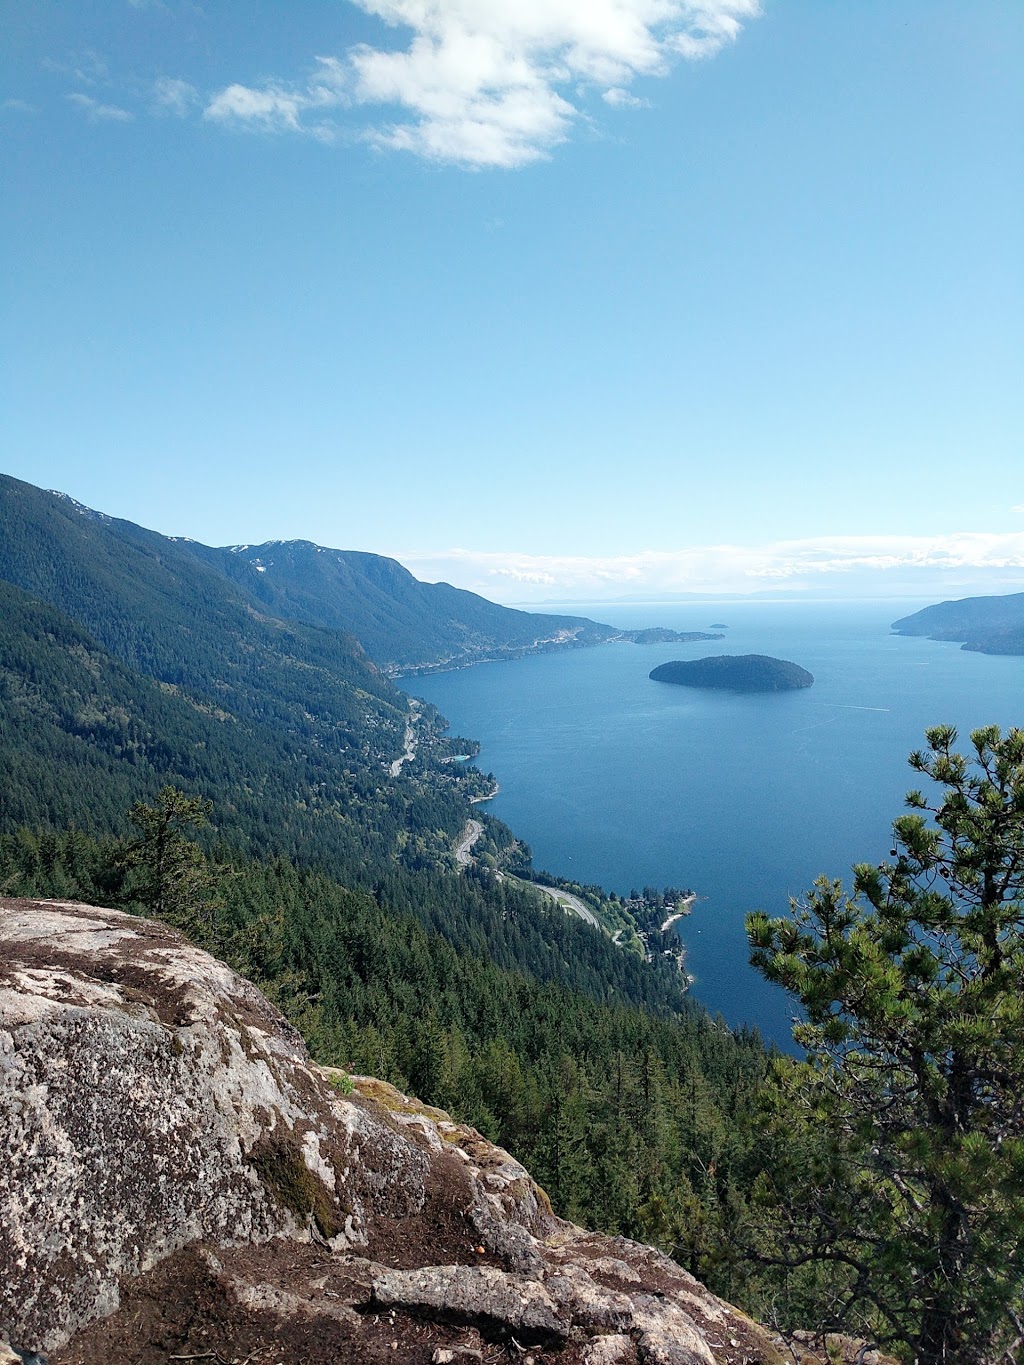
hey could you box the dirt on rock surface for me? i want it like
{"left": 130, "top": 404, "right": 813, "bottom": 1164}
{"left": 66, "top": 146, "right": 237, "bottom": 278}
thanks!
{"left": 48, "top": 1242, "right": 519, "bottom": 1365}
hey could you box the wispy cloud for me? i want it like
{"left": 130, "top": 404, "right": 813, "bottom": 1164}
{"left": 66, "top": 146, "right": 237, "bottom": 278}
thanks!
{"left": 67, "top": 92, "right": 134, "bottom": 122}
{"left": 151, "top": 77, "right": 199, "bottom": 116}
{"left": 44, "top": 50, "right": 110, "bottom": 86}
{"left": 1, "top": 98, "right": 38, "bottom": 115}
{"left": 602, "top": 86, "right": 649, "bottom": 109}
{"left": 392, "top": 533, "right": 1024, "bottom": 602}
{"left": 204, "top": 0, "right": 760, "bottom": 167}
{"left": 204, "top": 82, "right": 307, "bottom": 131}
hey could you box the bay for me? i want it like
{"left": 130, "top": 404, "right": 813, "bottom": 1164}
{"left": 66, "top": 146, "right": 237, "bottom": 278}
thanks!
{"left": 408, "top": 599, "right": 1024, "bottom": 1047}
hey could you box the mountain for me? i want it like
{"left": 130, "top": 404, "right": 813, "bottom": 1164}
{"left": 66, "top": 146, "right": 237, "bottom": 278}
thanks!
{"left": 0, "top": 475, "right": 392, "bottom": 722}
{"left": 181, "top": 537, "right": 615, "bottom": 673}
{"left": 0, "top": 472, "right": 697, "bottom": 1009}
{"left": 0, "top": 575, "right": 462, "bottom": 876}
{"left": 0, "top": 475, "right": 463, "bottom": 873}
{"left": 182, "top": 537, "right": 719, "bottom": 674}
{"left": 892, "top": 592, "right": 1024, "bottom": 655}
{"left": 0, "top": 475, "right": 716, "bottom": 680}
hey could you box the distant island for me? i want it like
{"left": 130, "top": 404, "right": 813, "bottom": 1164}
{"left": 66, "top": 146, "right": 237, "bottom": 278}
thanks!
{"left": 893, "top": 592, "right": 1024, "bottom": 656}
{"left": 650, "top": 654, "right": 814, "bottom": 693}
{"left": 622, "top": 627, "right": 724, "bottom": 645}
{"left": 709, "top": 623, "right": 729, "bottom": 629}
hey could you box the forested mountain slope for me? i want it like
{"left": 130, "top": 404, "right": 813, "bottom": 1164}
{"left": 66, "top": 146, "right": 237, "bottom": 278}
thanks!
{"left": 0, "top": 475, "right": 711, "bottom": 679}
{"left": 0, "top": 472, "right": 693, "bottom": 1010}
{"left": 0, "top": 475, "right": 394, "bottom": 730}
{"left": 185, "top": 537, "right": 618, "bottom": 672}
{"left": 0, "top": 473, "right": 468, "bottom": 873}
{"left": 0, "top": 576, "right": 455, "bottom": 875}
{"left": 892, "top": 591, "right": 1024, "bottom": 655}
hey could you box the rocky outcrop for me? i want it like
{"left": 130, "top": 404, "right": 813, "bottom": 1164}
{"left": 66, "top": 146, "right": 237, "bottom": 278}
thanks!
{"left": 0, "top": 899, "right": 797, "bottom": 1364}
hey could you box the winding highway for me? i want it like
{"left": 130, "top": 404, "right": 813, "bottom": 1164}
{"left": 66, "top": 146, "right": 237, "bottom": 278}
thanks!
{"left": 455, "top": 819, "right": 484, "bottom": 867}
{"left": 389, "top": 700, "right": 420, "bottom": 777}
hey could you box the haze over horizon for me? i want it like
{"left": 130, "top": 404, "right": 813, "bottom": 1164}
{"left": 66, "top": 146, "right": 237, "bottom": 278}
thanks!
{"left": 4, "top": 1, "right": 1022, "bottom": 604}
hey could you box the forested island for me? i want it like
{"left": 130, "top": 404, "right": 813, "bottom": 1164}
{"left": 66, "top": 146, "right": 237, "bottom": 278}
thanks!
{"left": 650, "top": 653, "right": 814, "bottom": 692}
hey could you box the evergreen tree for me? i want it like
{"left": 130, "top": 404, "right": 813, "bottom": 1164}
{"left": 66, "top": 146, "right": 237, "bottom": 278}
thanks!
{"left": 746, "top": 725, "right": 1024, "bottom": 1363}
{"left": 123, "top": 786, "right": 216, "bottom": 931}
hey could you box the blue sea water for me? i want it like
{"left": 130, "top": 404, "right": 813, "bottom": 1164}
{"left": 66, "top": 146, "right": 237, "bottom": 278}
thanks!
{"left": 408, "top": 600, "right": 1024, "bottom": 1048}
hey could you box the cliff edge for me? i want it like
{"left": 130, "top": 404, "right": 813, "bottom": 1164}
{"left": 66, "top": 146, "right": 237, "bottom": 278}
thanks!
{"left": 0, "top": 899, "right": 798, "bottom": 1364}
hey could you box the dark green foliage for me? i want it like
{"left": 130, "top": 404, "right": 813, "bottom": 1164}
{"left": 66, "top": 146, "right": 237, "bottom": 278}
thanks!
{"left": 123, "top": 786, "right": 216, "bottom": 931}
{"left": 746, "top": 725, "right": 1024, "bottom": 1363}
{"left": 650, "top": 655, "right": 813, "bottom": 692}
{"left": 0, "top": 540, "right": 479, "bottom": 881}
{"left": 893, "top": 591, "right": 1024, "bottom": 656}
{"left": 0, "top": 476, "right": 399, "bottom": 740}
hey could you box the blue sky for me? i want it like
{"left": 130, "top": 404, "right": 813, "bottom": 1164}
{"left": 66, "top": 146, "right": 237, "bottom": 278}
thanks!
{"left": 3, "top": 1, "right": 1022, "bottom": 602}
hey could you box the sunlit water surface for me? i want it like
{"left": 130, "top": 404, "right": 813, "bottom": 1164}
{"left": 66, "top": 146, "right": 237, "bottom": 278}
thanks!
{"left": 409, "top": 600, "right": 1023, "bottom": 1047}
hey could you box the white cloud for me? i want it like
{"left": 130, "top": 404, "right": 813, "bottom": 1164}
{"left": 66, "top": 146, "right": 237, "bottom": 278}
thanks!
{"left": 492, "top": 566, "right": 558, "bottom": 585}
{"left": 204, "top": 83, "right": 306, "bottom": 131}
{"left": 602, "top": 86, "right": 649, "bottom": 108}
{"left": 67, "top": 92, "right": 134, "bottom": 122}
{"left": 391, "top": 532, "right": 1024, "bottom": 602}
{"left": 2, "top": 98, "right": 37, "bottom": 114}
{"left": 152, "top": 77, "right": 198, "bottom": 116}
{"left": 204, "top": 0, "right": 760, "bottom": 167}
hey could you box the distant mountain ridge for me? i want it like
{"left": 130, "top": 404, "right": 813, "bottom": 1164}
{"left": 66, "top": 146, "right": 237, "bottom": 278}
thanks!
{"left": 181, "top": 537, "right": 613, "bottom": 673}
{"left": 182, "top": 537, "right": 720, "bottom": 673}
{"left": 892, "top": 592, "right": 1024, "bottom": 655}
{"left": 3, "top": 476, "right": 716, "bottom": 678}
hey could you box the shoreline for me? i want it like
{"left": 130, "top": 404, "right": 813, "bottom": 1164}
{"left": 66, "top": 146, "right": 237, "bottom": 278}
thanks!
{"left": 419, "top": 661, "right": 699, "bottom": 975}
{"left": 660, "top": 894, "right": 697, "bottom": 933}
{"left": 392, "top": 627, "right": 725, "bottom": 681}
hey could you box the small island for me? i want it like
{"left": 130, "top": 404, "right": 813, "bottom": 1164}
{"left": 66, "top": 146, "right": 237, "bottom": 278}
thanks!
{"left": 649, "top": 653, "right": 814, "bottom": 693}
{"left": 621, "top": 627, "right": 725, "bottom": 644}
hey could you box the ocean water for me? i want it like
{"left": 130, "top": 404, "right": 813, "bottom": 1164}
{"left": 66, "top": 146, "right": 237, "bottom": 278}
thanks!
{"left": 408, "top": 600, "right": 1024, "bottom": 1048}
